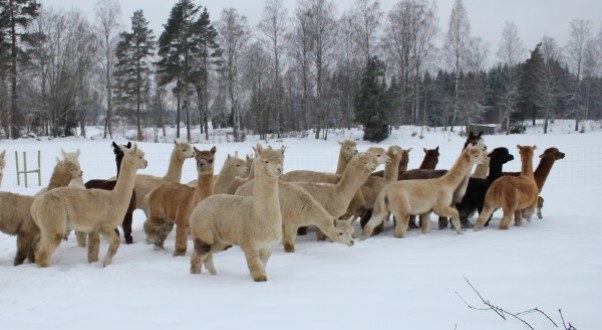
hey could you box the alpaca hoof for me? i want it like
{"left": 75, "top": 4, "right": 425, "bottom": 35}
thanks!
{"left": 461, "top": 220, "right": 474, "bottom": 229}
{"left": 253, "top": 275, "right": 267, "bottom": 282}
{"left": 125, "top": 237, "right": 134, "bottom": 244}
{"left": 173, "top": 250, "right": 186, "bottom": 257}
{"left": 153, "top": 244, "right": 165, "bottom": 251}
{"left": 283, "top": 244, "right": 295, "bottom": 253}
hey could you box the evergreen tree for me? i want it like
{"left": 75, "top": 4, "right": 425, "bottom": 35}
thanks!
{"left": 114, "top": 9, "right": 155, "bottom": 141}
{"left": 0, "top": 0, "right": 40, "bottom": 138}
{"left": 354, "top": 56, "right": 389, "bottom": 142}
{"left": 517, "top": 43, "right": 545, "bottom": 125}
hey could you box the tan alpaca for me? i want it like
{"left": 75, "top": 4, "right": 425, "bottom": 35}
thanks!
{"left": 189, "top": 144, "right": 284, "bottom": 282}
{"left": 35, "top": 149, "right": 83, "bottom": 196}
{"left": 471, "top": 156, "right": 490, "bottom": 179}
{"left": 133, "top": 140, "right": 194, "bottom": 216}
{"left": 475, "top": 145, "right": 539, "bottom": 230}
{"left": 371, "top": 147, "right": 411, "bottom": 178}
{"left": 0, "top": 156, "right": 85, "bottom": 266}
{"left": 144, "top": 147, "right": 216, "bottom": 256}
{"left": 31, "top": 144, "right": 148, "bottom": 267}
{"left": 335, "top": 140, "right": 359, "bottom": 174}
{"left": 205, "top": 153, "right": 249, "bottom": 194}
{"left": 235, "top": 180, "right": 355, "bottom": 252}
{"left": 0, "top": 150, "right": 6, "bottom": 187}
{"left": 362, "top": 146, "right": 487, "bottom": 238}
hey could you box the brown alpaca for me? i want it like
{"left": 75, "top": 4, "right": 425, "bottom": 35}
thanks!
{"left": 35, "top": 149, "right": 83, "bottom": 196}
{"left": 144, "top": 146, "right": 216, "bottom": 256}
{"left": 31, "top": 144, "right": 148, "bottom": 267}
{"left": 0, "top": 154, "right": 84, "bottom": 266}
{"left": 0, "top": 150, "right": 6, "bottom": 187}
{"left": 189, "top": 144, "right": 284, "bottom": 282}
{"left": 418, "top": 147, "right": 440, "bottom": 170}
{"left": 362, "top": 146, "right": 486, "bottom": 238}
{"left": 133, "top": 140, "right": 194, "bottom": 216}
{"left": 502, "top": 147, "right": 565, "bottom": 219}
{"left": 235, "top": 180, "right": 355, "bottom": 253}
{"left": 476, "top": 145, "right": 540, "bottom": 230}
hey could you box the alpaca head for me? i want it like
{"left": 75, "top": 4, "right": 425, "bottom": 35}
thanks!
{"left": 194, "top": 146, "right": 217, "bottom": 175}
{"left": 173, "top": 140, "right": 195, "bottom": 160}
{"left": 224, "top": 153, "right": 249, "bottom": 176}
{"left": 64, "top": 160, "right": 83, "bottom": 180}
{"left": 386, "top": 145, "right": 404, "bottom": 163}
{"left": 365, "top": 147, "right": 390, "bottom": 166}
{"left": 464, "top": 145, "right": 488, "bottom": 165}
{"left": 338, "top": 140, "right": 358, "bottom": 161}
{"left": 58, "top": 149, "right": 83, "bottom": 179}
{"left": 60, "top": 148, "right": 81, "bottom": 169}
{"left": 255, "top": 143, "right": 285, "bottom": 178}
{"left": 489, "top": 147, "right": 514, "bottom": 165}
{"left": 332, "top": 217, "right": 355, "bottom": 247}
{"left": 517, "top": 145, "right": 537, "bottom": 161}
{"left": 354, "top": 152, "right": 379, "bottom": 173}
{"left": 465, "top": 131, "right": 486, "bottom": 151}
{"left": 120, "top": 143, "right": 148, "bottom": 170}
{"left": 540, "top": 147, "right": 565, "bottom": 161}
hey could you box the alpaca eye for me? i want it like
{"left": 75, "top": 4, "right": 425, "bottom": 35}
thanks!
{"left": 264, "top": 160, "right": 269, "bottom": 164}
{"left": 208, "top": 160, "right": 213, "bottom": 163}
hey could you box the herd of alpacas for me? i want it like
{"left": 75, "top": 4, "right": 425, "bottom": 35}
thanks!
{"left": 0, "top": 131, "right": 566, "bottom": 281}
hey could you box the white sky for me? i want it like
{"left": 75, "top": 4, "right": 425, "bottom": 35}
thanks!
{"left": 42, "top": 0, "right": 601, "bottom": 58}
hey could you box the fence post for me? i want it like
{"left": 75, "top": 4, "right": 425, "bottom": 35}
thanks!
{"left": 15, "top": 150, "right": 41, "bottom": 188}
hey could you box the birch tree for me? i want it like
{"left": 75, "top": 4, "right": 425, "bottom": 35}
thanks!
{"left": 496, "top": 21, "right": 525, "bottom": 132}
{"left": 566, "top": 19, "right": 593, "bottom": 131}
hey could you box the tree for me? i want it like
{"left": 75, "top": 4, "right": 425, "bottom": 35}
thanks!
{"left": 496, "top": 21, "right": 525, "bottom": 133}
{"left": 95, "top": 0, "right": 121, "bottom": 139}
{"left": 0, "top": 0, "right": 40, "bottom": 138}
{"left": 566, "top": 19, "right": 593, "bottom": 131}
{"left": 114, "top": 9, "right": 155, "bottom": 141}
{"left": 355, "top": 56, "right": 389, "bottom": 142}
{"left": 443, "top": 0, "right": 470, "bottom": 131}
{"left": 258, "top": 0, "right": 288, "bottom": 137}
{"left": 350, "top": 0, "right": 381, "bottom": 63}
{"left": 218, "top": 7, "right": 249, "bottom": 142}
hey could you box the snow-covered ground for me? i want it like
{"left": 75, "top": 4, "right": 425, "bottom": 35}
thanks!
{"left": 0, "top": 120, "right": 599, "bottom": 329}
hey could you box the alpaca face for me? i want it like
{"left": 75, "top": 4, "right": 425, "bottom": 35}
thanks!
{"left": 123, "top": 144, "right": 148, "bottom": 170}
{"left": 489, "top": 147, "right": 514, "bottom": 165}
{"left": 226, "top": 154, "right": 249, "bottom": 176}
{"left": 64, "top": 161, "right": 83, "bottom": 179}
{"left": 332, "top": 219, "right": 355, "bottom": 247}
{"left": 255, "top": 144, "right": 284, "bottom": 178}
{"left": 540, "top": 147, "right": 565, "bottom": 161}
{"left": 465, "top": 146, "right": 488, "bottom": 165}
{"left": 386, "top": 145, "right": 404, "bottom": 162}
{"left": 356, "top": 152, "right": 379, "bottom": 172}
{"left": 174, "top": 141, "right": 195, "bottom": 160}
{"left": 195, "top": 146, "right": 216, "bottom": 174}
{"left": 339, "top": 140, "right": 358, "bottom": 161}
{"left": 466, "top": 131, "right": 486, "bottom": 151}
{"left": 365, "top": 147, "right": 391, "bottom": 165}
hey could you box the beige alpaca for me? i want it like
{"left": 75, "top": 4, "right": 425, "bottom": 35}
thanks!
{"left": 31, "top": 144, "right": 148, "bottom": 267}
{"left": 292, "top": 152, "right": 379, "bottom": 221}
{"left": 362, "top": 146, "right": 487, "bottom": 238}
{"left": 188, "top": 152, "right": 249, "bottom": 190}
{"left": 0, "top": 156, "right": 85, "bottom": 266}
{"left": 0, "top": 150, "right": 6, "bottom": 187}
{"left": 235, "top": 180, "right": 355, "bottom": 252}
{"left": 189, "top": 144, "right": 284, "bottom": 282}
{"left": 144, "top": 146, "right": 216, "bottom": 256}
{"left": 360, "top": 146, "right": 406, "bottom": 210}
{"left": 133, "top": 140, "right": 194, "bottom": 216}
{"left": 36, "top": 149, "right": 83, "bottom": 196}
{"left": 471, "top": 156, "right": 490, "bottom": 179}
{"left": 475, "top": 145, "right": 539, "bottom": 230}
{"left": 335, "top": 140, "right": 359, "bottom": 174}
{"left": 371, "top": 147, "right": 411, "bottom": 178}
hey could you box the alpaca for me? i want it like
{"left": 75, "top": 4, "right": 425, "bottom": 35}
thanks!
{"left": 235, "top": 179, "right": 355, "bottom": 252}
{"left": 500, "top": 147, "right": 565, "bottom": 220}
{"left": 418, "top": 147, "right": 440, "bottom": 170}
{"left": 0, "top": 154, "right": 85, "bottom": 266}
{"left": 370, "top": 147, "right": 411, "bottom": 178}
{"left": 35, "top": 149, "right": 83, "bottom": 196}
{"left": 144, "top": 146, "right": 216, "bottom": 256}
{"left": 471, "top": 156, "right": 490, "bottom": 179}
{"left": 189, "top": 144, "right": 284, "bottom": 282}
{"left": 133, "top": 140, "right": 194, "bottom": 216}
{"left": 362, "top": 146, "right": 486, "bottom": 238}
{"left": 291, "top": 152, "right": 379, "bottom": 222}
{"left": 335, "top": 140, "right": 359, "bottom": 174}
{"left": 455, "top": 147, "right": 515, "bottom": 226}
{"left": 31, "top": 144, "right": 148, "bottom": 267}
{"left": 0, "top": 150, "right": 6, "bottom": 187}
{"left": 206, "top": 152, "right": 249, "bottom": 194}
{"left": 82, "top": 142, "right": 137, "bottom": 245}
{"left": 475, "top": 145, "right": 539, "bottom": 230}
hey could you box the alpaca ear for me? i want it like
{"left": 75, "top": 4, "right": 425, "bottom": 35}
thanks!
{"left": 407, "top": 148, "right": 412, "bottom": 153}
{"left": 76, "top": 149, "right": 80, "bottom": 158}
{"left": 173, "top": 140, "right": 177, "bottom": 146}
{"left": 61, "top": 148, "right": 67, "bottom": 158}
{"left": 210, "top": 146, "right": 217, "bottom": 154}
{"left": 255, "top": 143, "right": 263, "bottom": 155}
{"left": 193, "top": 146, "right": 200, "bottom": 153}
{"left": 532, "top": 145, "right": 537, "bottom": 151}
{"left": 234, "top": 151, "right": 239, "bottom": 157}
{"left": 126, "top": 141, "right": 132, "bottom": 148}
{"left": 516, "top": 144, "right": 521, "bottom": 150}
{"left": 280, "top": 146, "right": 286, "bottom": 156}
{"left": 227, "top": 153, "right": 231, "bottom": 159}
{"left": 338, "top": 140, "right": 342, "bottom": 145}
{"left": 423, "top": 148, "right": 427, "bottom": 153}
{"left": 0, "top": 150, "right": 5, "bottom": 158}
{"left": 112, "top": 141, "right": 118, "bottom": 149}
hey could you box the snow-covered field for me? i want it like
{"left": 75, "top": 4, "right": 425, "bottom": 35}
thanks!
{"left": 0, "top": 121, "right": 599, "bottom": 329}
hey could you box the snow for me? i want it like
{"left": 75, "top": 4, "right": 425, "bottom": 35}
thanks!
{"left": 0, "top": 121, "right": 599, "bottom": 329}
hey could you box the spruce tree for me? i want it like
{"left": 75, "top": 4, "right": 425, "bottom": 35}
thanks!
{"left": 354, "top": 56, "right": 389, "bottom": 142}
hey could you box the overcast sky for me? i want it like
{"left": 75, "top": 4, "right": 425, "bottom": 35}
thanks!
{"left": 43, "top": 0, "right": 601, "bottom": 60}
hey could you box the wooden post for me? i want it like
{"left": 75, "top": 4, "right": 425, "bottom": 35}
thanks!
{"left": 15, "top": 150, "right": 41, "bottom": 187}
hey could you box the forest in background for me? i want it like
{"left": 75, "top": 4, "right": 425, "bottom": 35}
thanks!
{"left": 1, "top": 0, "right": 601, "bottom": 142}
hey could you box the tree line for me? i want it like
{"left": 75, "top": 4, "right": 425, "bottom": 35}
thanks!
{"left": 1, "top": 0, "right": 601, "bottom": 143}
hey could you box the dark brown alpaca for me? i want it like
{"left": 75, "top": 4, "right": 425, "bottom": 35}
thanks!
{"left": 84, "top": 142, "right": 136, "bottom": 244}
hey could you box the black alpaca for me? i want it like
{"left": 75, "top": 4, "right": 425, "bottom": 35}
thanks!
{"left": 85, "top": 142, "right": 137, "bottom": 244}
{"left": 454, "top": 147, "right": 515, "bottom": 228}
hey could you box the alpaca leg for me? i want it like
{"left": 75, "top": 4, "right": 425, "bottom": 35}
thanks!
{"left": 392, "top": 212, "right": 410, "bottom": 238}
{"left": 498, "top": 207, "right": 513, "bottom": 230}
{"left": 438, "top": 216, "right": 449, "bottom": 230}
{"left": 173, "top": 222, "right": 188, "bottom": 257}
{"left": 536, "top": 196, "right": 544, "bottom": 219}
{"left": 259, "top": 248, "right": 272, "bottom": 267}
{"left": 435, "top": 206, "right": 462, "bottom": 235}
{"left": 514, "top": 210, "right": 523, "bottom": 226}
{"left": 191, "top": 238, "right": 209, "bottom": 274}
{"left": 14, "top": 233, "right": 32, "bottom": 266}
{"left": 100, "top": 225, "right": 121, "bottom": 267}
{"left": 282, "top": 224, "right": 298, "bottom": 253}
{"left": 75, "top": 231, "right": 87, "bottom": 247}
{"left": 243, "top": 247, "right": 267, "bottom": 282}
{"left": 27, "top": 234, "right": 39, "bottom": 263}
{"left": 475, "top": 205, "right": 494, "bottom": 230}
{"left": 35, "top": 232, "right": 63, "bottom": 268}
{"left": 420, "top": 212, "right": 431, "bottom": 234}
{"left": 122, "top": 211, "right": 133, "bottom": 244}
{"left": 361, "top": 211, "right": 388, "bottom": 238}
{"left": 315, "top": 228, "right": 328, "bottom": 241}
{"left": 203, "top": 254, "right": 217, "bottom": 275}
{"left": 87, "top": 230, "right": 100, "bottom": 263}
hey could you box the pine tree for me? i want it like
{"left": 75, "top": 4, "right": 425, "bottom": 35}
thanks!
{"left": 354, "top": 56, "right": 390, "bottom": 142}
{"left": 114, "top": 9, "right": 155, "bottom": 141}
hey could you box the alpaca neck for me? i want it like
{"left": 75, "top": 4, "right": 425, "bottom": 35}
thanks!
{"left": 336, "top": 161, "right": 369, "bottom": 202}
{"left": 115, "top": 154, "right": 124, "bottom": 177}
{"left": 520, "top": 152, "right": 535, "bottom": 179}
{"left": 214, "top": 162, "right": 238, "bottom": 188}
{"left": 398, "top": 155, "right": 410, "bottom": 172}
{"left": 486, "top": 158, "right": 506, "bottom": 183}
{"left": 163, "top": 150, "right": 185, "bottom": 182}
{"left": 472, "top": 162, "right": 489, "bottom": 178}
{"left": 384, "top": 157, "right": 401, "bottom": 183}
{"left": 192, "top": 172, "right": 214, "bottom": 204}
{"left": 440, "top": 153, "right": 473, "bottom": 188}
{"left": 252, "top": 166, "right": 280, "bottom": 222}
{"left": 47, "top": 163, "right": 69, "bottom": 190}
{"left": 114, "top": 158, "right": 138, "bottom": 202}
{"left": 419, "top": 155, "right": 437, "bottom": 170}
{"left": 533, "top": 157, "right": 555, "bottom": 191}
{"left": 335, "top": 153, "right": 349, "bottom": 175}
